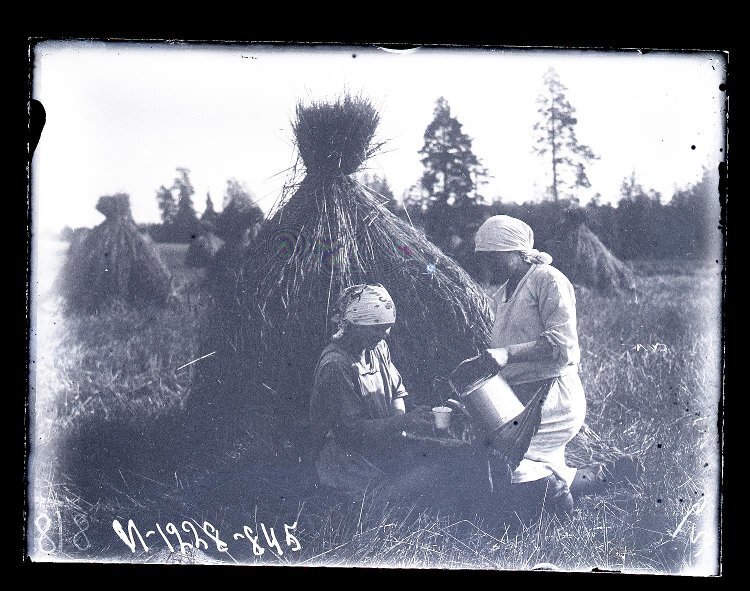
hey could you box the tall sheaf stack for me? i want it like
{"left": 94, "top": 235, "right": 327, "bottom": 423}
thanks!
{"left": 192, "top": 96, "right": 493, "bottom": 454}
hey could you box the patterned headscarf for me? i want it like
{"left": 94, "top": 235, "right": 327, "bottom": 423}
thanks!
{"left": 474, "top": 215, "right": 553, "bottom": 265}
{"left": 331, "top": 283, "right": 396, "bottom": 340}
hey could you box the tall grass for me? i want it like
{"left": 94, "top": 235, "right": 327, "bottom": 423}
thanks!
{"left": 28, "top": 251, "right": 722, "bottom": 574}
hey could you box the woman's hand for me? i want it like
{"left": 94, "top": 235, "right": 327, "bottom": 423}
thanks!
{"left": 490, "top": 340, "right": 555, "bottom": 365}
{"left": 483, "top": 347, "right": 510, "bottom": 370}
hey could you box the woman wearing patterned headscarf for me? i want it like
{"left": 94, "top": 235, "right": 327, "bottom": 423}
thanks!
{"left": 474, "top": 215, "right": 589, "bottom": 519}
{"left": 309, "top": 284, "right": 437, "bottom": 495}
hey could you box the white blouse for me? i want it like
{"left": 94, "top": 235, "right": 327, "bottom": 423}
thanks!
{"left": 484, "top": 264, "right": 580, "bottom": 385}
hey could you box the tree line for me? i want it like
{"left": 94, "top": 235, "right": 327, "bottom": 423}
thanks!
{"left": 143, "top": 169, "right": 263, "bottom": 245}
{"left": 384, "top": 165, "right": 722, "bottom": 262}
{"left": 383, "top": 67, "right": 722, "bottom": 262}
{"left": 61, "top": 68, "right": 722, "bottom": 263}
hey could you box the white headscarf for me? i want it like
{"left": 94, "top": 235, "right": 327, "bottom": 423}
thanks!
{"left": 331, "top": 283, "right": 396, "bottom": 340}
{"left": 474, "top": 215, "right": 553, "bottom": 265}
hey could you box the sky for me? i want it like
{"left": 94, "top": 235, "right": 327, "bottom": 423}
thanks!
{"left": 30, "top": 42, "right": 726, "bottom": 233}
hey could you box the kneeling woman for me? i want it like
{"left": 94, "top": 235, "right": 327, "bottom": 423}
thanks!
{"left": 475, "top": 215, "right": 587, "bottom": 519}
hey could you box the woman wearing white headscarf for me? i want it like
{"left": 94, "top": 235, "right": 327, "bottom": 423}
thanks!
{"left": 474, "top": 215, "right": 587, "bottom": 517}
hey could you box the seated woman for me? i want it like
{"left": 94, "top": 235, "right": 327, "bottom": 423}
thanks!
{"left": 309, "top": 283, "right": 484, "bottom": 501}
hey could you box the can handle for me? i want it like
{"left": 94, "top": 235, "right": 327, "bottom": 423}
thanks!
{"left": 449, "top": 354, "right": 483, "bottom": 378}
{"left": 445, "top": 398, "right": 471, "bottom": 417}
{"left": 448, "top": 353, "right": 493, "bottom": 398}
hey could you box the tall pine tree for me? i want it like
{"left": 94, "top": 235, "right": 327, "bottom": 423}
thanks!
{"left": 414, "top": 97, "right": 487, "bottom": 249}
{"left": 171, "top": 167, "right": 201, "bottom": 241}
{"left": 533, "top": 68, "right": 598, "bottom": 203}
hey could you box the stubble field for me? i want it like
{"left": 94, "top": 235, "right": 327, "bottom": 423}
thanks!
{"left": 28, "top": 241, "right": 722, "bottom": 574}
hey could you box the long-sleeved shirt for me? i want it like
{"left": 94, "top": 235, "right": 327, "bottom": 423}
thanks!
{"left": 484, "top": 264, "right": 581, "bottom": 385}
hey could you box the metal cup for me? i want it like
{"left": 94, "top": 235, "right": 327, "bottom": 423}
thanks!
{"left": 432, "top": 406, "right": 452, "bottom": 430}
